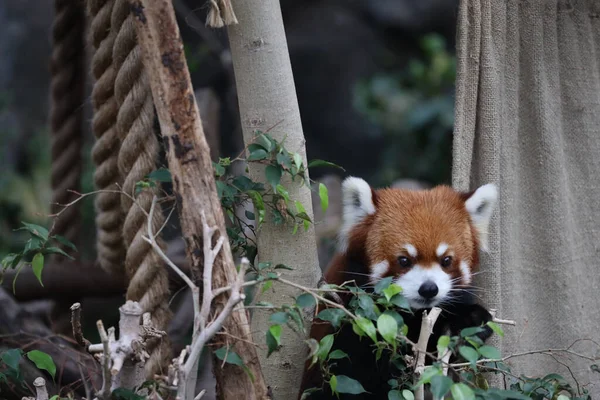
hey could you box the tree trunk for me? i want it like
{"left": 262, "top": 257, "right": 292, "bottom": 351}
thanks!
{"left": 227, "top": 1, "right": 322, "bottom": 398}
{"left": 130, "top": 2, "right": 269, "bottom": 399}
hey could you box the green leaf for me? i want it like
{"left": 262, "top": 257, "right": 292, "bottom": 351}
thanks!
{"left": 458, "top": 346, "right": 479, "bottom": 364}
{"left": 51, "top": 235, "right": 77, "bottom": 252}
{"left": 265, "top": 165, "right": 282, "bottom": 189}
{"left": 329, "top": 375, "right": 338, "bottom": 394}
{"left": 317, "top": 334, "right": 334, "bottom": 361}
{"left": 42, "top": 246, "right": 75, "bottom": 260}
{"left": 147, "top": 168, "right": 172, "bottom": 182}
{"left": 213, "top": 162, "right": 226, "bottom": 177}
{"left": 390, "top": 294, "right": 411, "bottom": 310}
{"left": 318, "top": 183, "right": 329, "bottom": 213}
{"left": 17, "top": 222, "right": 49, "bottom": 241}
{"left": 276, "top": 184, "right": 290, "bottom": 202}
{"left": 355, "top": 317, "right": 378, "bottom": 343}
{"left": 307, "top": 159, "right": 345, "bottom": 171}
{"left": 377, "top": 314, "right": 398, "bottom": 345}
{"left": 266, "top": 326, "right": 279, "bottom": 357}
{"left": 317, "top": 308, "right": 346, "bottom": 329}
{"left": 437, "top": 335, "right": 450, "bottom": 357}
{"left": 256, "top": 133, "right": 274, "bottom": 152}
{"left": 269, "top": 312, "right": 289, "bottom": 325}
{"left": 261, "top": 280, "right": 273, "bottom": 293}
{"left": 247, "top": 148, "right": 268, "bottom": 161}
{"left": 247, "top": 190, "right": 266, "bottom": 224}
{"left": 295, "top": 201, "right": 311, "bottom": 230}
{"left": 50, "top": 396, "right": 59, "bottom": 400}
{"left": 327, "top": 349, "right": 349, "bottom": 360}
{"left": 460, "top": 327, "right": 484, "bottom": 338}
{"left": 388, "top": 390, "right": 402, "bottom": 400}
{"left": 269, "top": 325, "right": 282, "bottom": 347}
{"left": 557, "top": 395, "right": 570, "bottom": 400}
{"left": 478, "top": 345, "right": 501, "bottom": 360}
{"left": 486, "top": 321, "right": 505, "bottom": 337}
{"left": 402, "top": 390, "right": 415, "bottom": 400}
{"left": 417, "top": 366, "right": 442, "bottom": 385}
{"left": 258, "top": 262, "right": 272, "bottom": 270}
{"left": 1, "top": 253, "right": 22, "bottom": 270}
{"left": 296, "top": 293, "right": 316, "bottom": 308}
{"left": 31, "top": 253, "right": 44, "bottom": 287}
{"left": 334, "top": 375, "right": 367, "bottom": 394}
{"left": 1, "top": 349, "right": 23, "bottom": 372}
{"left": 293, "top": 153, "right": 303, "bottom": 170}
{"left": 383, "top": 284, "right": 403, "bottom": 302}
{"left": 26, "top": 350, "right": 56, "bottom": 379}
{"left": 374, "top": 277, "right": 393, "bottom": 294}
{"left": 276, "top": 152, "right": 292, "bottom": 170}
{"left": 430, "top": 375, "right": 453, "bottom": 400}
{"left": 450, "top": 383, "right": 475, "bottom": 400}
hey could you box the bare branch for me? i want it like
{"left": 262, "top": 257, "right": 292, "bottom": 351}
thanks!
{"left": 70, "top": 302, "right": 90, "bottom": 348}
{"left": 413, "top": 307, "right": 442, "bottom": 400}
{"left": 96, "top": 320, "right": 111, "bottom": 400}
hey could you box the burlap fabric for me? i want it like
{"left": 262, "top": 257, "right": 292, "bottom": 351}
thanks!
{"left": 453, "top": 0, "right": 600, "bottom": 395}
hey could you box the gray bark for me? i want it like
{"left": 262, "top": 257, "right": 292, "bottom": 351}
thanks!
{"left": 227, "top": 1, "right": 321, "bottom": 397}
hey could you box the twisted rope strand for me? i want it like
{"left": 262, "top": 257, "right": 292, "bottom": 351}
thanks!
{"left": 50, "top": 0, "right": 86, "bottom": 244}
{"left": 87, "top": 0, "right": 127, "bottom": 277}
{"left": 112, "top": 0, "right": 171, "bottom": 376}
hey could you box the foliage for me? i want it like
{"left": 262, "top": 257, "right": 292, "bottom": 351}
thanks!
{"left": 0, "top": 348, "right": 57, "bottom": 391}
{"left": 0, "top": 222, "right": 77, "bottom": 291}
{"left": 211, "top": 131, "right": 338, "bottom": 266}
{"left": 353, "top": 33, "right": 456, "bottom": 186}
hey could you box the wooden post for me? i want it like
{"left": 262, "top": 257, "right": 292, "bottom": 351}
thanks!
{"left": 130, "top": 1, "right": 269, "bottom": 399}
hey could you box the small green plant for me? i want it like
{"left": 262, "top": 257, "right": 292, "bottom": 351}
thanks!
{"left": 0, "top": 222, "right": 77, "bottom": 291}
{"left": 0, "top": 348, "right": 57, "bottom": 391}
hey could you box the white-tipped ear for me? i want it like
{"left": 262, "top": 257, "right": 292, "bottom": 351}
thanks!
{"left": 464, "top": 183, "right": 498, "bottom": 252}
{"left": 338, "top": 177, "right": 376, "bottom": 253}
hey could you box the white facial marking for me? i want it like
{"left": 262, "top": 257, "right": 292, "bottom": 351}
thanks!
{"left": 436, "top": 243, "right": 449, "bottom": 257}
{"left": 337, "top": 177, "right": 375, "bottom": 253}
{"left": 404, "top": 243, "right": 417, "bottom": 258}
{"left": 394, "top": 264, "right": 452, "bottom": 309}
{"left": 459, "top": 261, "right": 472, "bottom": 285}
{"left": 369, "top": 260, "right": 390, "bottom": 284}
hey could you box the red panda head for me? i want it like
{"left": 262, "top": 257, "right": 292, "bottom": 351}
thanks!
{"left": 338, "top": 177, "right": 498, "bottom": 310}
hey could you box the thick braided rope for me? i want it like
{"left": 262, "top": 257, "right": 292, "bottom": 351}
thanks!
{"left": 49, "top": 0, "right": 86, "bottom": 244}
{"left": 87, "top": 0, "right": 127, "bottom": 277}
{"left": 111, "top": 0, "right": 171, "bottom": 376}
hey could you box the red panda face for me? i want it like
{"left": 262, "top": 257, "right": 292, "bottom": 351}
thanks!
{"left": 338, "top": 177, "right": 498, "bottom": 310}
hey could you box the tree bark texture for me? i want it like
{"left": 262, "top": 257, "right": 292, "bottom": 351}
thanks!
{"left": 130, "top": 2, "right": 269, "bottom": 399}
{"left": 227, "top": 1, "right": 322, "bottom": 397}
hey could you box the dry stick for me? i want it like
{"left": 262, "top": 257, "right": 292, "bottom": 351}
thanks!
{"left": 96, "top": 320, "right": 112, "bottom": 400}
{"left": 130, "top": 1, "right": 269, "bottom": 398}
{"left": 70, "top": 303, "right": 90, "bottom": 348}
{"left": 143, "top": 196, "right": 255, "bottom": 399}
{"left": 413, "top": 307, "right": 443, "bottom": 400}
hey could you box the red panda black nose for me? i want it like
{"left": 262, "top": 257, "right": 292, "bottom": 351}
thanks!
{"left": 418, "top": 281, "right": 439, "bottom": 299}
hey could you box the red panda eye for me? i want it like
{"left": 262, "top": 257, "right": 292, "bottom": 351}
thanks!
{"left": 441, "top": 256, "right": 453, "bottom": 268}
{"left": 398, "top": 256, "right": 412, "bottom": 268}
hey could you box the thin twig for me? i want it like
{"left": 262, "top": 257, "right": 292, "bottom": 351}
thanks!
{"left": 96, "top": 320, "right": 111, "bottom": 400}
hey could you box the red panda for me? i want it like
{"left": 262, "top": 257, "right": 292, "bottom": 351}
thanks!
{"left": 299, "top": 177, "right": 498, "bottom": 399}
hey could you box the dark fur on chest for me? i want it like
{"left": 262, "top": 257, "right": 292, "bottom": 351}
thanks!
{"left": 299, "top": 256, "right": 493, "bottom": 400}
